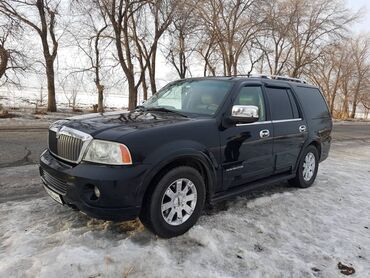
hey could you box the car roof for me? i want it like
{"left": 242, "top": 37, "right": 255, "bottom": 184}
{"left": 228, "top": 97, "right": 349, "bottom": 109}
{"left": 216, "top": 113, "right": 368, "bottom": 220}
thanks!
{"left": 180, "top": 76, "right": 318, "bottom": 88}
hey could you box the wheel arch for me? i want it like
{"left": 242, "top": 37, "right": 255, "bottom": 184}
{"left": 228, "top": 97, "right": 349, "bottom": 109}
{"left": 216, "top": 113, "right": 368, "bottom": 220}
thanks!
{"left": 293, "top": 139, "right": 322, "bottom": 173}
{"left": 138, "top": 152, "right": 217, "bottom": 210}
{"left": 309, "top": 140, "right": 322, "bottom": 160}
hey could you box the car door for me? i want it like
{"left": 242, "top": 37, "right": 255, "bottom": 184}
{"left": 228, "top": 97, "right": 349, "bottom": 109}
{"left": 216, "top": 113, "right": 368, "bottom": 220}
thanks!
{"left": 264, "top": 85, "right": 308, "bottom": 173}
{"left": 220, "top": 84, "right": 274, "bottom": 189}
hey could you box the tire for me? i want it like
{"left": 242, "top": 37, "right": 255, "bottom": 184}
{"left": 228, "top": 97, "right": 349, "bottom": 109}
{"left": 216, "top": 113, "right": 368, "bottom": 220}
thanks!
{"left": 139, "top": 166, "right": 206, "bottom": 238}
{"left": 289, "top": 145, "right": 319, "bottom": 188}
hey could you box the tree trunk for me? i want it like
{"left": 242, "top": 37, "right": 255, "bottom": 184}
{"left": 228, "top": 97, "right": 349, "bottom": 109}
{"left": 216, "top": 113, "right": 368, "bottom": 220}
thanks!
{"left": 97, "top": 84, "right": 104, "bottom": 113}
{"left": 350, "top": 78, "right": 362, "bottom": 118}
{"left": 127, "top": 76, "right": 137, "bottom": 111}
{"left": 45, "top": 59, "right": 57, "bottom": 112}
{"left": 0, "top": 46, "right": 8, "bottom": 79}
{"left": 350, "top": 97, "right": 358, "bottom": 119}
{"left": 149, "top": 43, "right": 157, "bottom": 94}
{"left": 330, "top": 93, "right": 336, "bottom": 115}
{"left": 364, "top": 107, "right": 369, "bottom": 119}
{"left": 142, "top": 78, "right": 148, "bottom": 101}
{"left": 341, "top": 95, "right": 349, "bottom": 119}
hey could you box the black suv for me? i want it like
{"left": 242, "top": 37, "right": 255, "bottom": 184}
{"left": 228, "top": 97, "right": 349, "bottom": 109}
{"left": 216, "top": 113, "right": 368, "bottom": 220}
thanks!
{"left": 40, "top": 75, "right": 332, "bottom": 238}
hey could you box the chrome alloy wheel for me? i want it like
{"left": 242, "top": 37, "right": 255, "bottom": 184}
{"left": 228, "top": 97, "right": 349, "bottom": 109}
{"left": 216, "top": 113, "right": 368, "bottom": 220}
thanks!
{"left": 161, "top": 178, "right": 198, "bottom": 226}
{"left": 302, "top": 152, "right": 316, "bottom": 182}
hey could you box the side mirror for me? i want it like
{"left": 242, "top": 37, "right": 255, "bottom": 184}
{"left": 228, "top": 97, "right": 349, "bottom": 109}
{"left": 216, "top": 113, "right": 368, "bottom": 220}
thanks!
{"left": 230, "top": 105, "right": 259, "bottom": 123}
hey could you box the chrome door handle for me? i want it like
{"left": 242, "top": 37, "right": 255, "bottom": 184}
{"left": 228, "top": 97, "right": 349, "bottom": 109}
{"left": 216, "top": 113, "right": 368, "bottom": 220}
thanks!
{"left": 260, "top": 129, "right": 270, "bottom": 138}
{"left": 299, "top": 125, "right": 307, "bottom": 133}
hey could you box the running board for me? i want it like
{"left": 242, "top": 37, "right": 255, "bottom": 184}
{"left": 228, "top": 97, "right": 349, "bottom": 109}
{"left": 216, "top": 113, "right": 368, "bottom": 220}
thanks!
{"left": 210, "top": 173, "right": 296, "bottom": 204}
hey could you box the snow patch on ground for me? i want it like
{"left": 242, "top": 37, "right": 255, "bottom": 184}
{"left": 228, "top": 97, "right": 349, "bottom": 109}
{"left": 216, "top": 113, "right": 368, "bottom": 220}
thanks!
{"left": 0, "top": 141, "right": 370, "bottom": 277}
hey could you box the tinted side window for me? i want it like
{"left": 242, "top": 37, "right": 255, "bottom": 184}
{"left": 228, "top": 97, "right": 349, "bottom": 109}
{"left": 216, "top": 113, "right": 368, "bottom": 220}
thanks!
{"left": 287, "top": 89, "right": 300, "bottom": 118}
{"left": 265, "top": 87, "right": 294, "bottom": 120}
{"left": 295, "top": 87, "right": 330, "bottom": 119}
{"left": 233, "top": 86, "right": 266, "bottom": 121}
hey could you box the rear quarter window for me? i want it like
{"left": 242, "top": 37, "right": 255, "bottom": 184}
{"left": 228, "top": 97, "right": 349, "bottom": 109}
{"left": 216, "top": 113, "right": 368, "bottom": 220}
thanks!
{"left": 294, "top": 87, "right": 330, "bottom": 119}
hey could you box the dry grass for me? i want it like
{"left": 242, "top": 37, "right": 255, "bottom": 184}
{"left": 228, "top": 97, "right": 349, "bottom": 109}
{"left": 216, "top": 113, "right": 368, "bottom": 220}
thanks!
{"left": 0, "top": 110, "right": 19, "bottom": 118}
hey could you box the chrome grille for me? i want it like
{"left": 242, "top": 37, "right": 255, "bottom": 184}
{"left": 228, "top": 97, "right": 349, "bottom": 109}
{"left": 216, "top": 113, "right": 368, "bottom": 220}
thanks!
{"left": 40, "top": 169, "right": 67, "bottom": 195}
{"left": 48, "top": 127, "right": 91, "bottom": 163}
{"left": 57, "top": 134, "right": 83, "bottom": 162}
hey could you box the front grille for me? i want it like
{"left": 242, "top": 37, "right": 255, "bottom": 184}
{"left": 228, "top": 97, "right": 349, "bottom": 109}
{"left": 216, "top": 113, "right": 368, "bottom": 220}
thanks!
{"left": 57, "top": 134, "right": 84, "bottom": 162}
{"left": 48, "top": 130, "right": 84, "bottom": 162}
{"left": 41, "top": 169, "right": 67, "bottom": 195}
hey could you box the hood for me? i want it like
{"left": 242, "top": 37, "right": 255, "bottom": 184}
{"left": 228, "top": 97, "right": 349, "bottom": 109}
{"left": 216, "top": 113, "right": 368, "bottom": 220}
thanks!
{"left": 52, "top": 110, "right": 191, "bottom": 140}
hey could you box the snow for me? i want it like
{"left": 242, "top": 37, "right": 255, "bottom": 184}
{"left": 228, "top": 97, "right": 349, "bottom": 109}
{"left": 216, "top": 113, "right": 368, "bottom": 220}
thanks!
{"left": 0, "top": 88, "right": 130, "bottom": 110}
{"left": 0, "top": 140, "right": 370, "bottom": 277}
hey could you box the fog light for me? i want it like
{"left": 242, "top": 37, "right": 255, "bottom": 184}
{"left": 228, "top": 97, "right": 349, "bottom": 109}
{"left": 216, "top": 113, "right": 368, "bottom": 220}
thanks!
{"left": 94, "top": 186, "right": 101, "bottom": 198}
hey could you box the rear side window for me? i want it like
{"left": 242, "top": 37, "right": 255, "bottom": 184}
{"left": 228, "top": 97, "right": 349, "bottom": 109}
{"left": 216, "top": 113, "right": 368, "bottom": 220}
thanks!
{"left": 265, "top": 87, "right": 297, "bottom": 120}
{"left": 295, "top": 87, "right": 330, "bottom": 119}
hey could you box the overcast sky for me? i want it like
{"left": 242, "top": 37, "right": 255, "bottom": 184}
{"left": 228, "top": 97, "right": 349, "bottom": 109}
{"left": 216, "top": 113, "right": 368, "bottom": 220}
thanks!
{"left": 346, "top": 0, "right": 370, "bottom": 33}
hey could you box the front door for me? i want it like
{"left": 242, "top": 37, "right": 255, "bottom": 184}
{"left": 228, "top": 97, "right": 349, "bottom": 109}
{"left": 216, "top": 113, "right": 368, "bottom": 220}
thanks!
{"left": 220, "top": 85, "right": 274, "bottom": 189}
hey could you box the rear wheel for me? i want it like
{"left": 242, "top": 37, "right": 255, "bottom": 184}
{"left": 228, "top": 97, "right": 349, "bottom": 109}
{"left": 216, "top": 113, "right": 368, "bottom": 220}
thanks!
{"left": 289, "top": 145, "right": 319, "bottom": 188}
{"left": 140, "top": 166, "right": 206, "bottom": 238}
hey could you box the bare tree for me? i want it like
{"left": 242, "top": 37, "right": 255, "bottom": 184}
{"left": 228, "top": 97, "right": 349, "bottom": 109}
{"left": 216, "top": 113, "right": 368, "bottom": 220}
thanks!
{"left": 361, "top": 79, "right": 370, "bottom": 118}
{"left": 144, "top": 0, "right": 177, "bottom": 94}
{"left": 256, "top": 0, "right": 296, "bottom": 75}
{"left": 306, "top": 34, "right": 370, "bottom": 120}
{"left": 349, "top": 37, "right": 370, "bottom": 118}
{"left": 307, "top": 42, "right": 348, "bottom": 115}
{"left": 58, "top": 73, "right": 82, "bottom": 110}
{"left": 0, "top": 34, "right": 8, "bottom": 80}
{"left": 0, "top": 0, "right": 60, "bottom": 112}
{"left": 70, "top": 0, "right": 110, "bottom": 112}
{"left": 196, "top": 0, "right": 263, "bottom": 76}
{"left": 98, "top": 0, "right": 176, "bottom": 110}
{"left": 0, "top": 18, "right": 28, "bottom": 85}
{"left": 287, "top": 0, "right": 357, "bottom": 78}
{"left": 164, "top": 1, "right": 199, "bottom": 79}
{"left": 196, "top": 33, "right": 219, "bottom": 76}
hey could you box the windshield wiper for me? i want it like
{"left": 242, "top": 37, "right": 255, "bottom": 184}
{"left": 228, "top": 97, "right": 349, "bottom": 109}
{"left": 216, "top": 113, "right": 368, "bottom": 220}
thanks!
{"left": 145, "top": 107, "right": 188, "bottom": 118}
{"left": 135, "top": 105, "right": 146, "bottom": 111}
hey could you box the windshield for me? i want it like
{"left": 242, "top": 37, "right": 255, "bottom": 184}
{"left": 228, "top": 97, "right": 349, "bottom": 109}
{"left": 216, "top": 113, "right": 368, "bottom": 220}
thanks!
{"left": 142, "top": 80, "right": 233, "bottom": 116}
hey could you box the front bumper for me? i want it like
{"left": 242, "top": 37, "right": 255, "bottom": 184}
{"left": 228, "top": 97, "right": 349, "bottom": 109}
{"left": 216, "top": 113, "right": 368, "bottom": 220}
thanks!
{"left": 39, "top": 150, "right": 149, "bottom": 221}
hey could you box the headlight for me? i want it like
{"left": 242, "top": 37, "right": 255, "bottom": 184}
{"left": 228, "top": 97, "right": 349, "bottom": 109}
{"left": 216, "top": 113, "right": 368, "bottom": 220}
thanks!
{"left": 83, "top": 140, "right": 132, "bottom": 165}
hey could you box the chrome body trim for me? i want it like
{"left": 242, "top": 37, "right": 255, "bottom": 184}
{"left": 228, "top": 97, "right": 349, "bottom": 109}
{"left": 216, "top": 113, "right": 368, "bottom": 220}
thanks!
{"left": 272, "top": 118, "right": 302, "bottom": 123}
{"left": 259, "top": 129, "right": 270, "bottom": 138}
{"left": 236, "top": 118, "right": 302, "bottom": 127}
{"left": 299, "top": 125, "right": 307, "bottom": 133}
{"left": 236, "top": 120, "right": 272, "bottom": 127}
{"left": 231, "top": 105, "right": 259, "bottom": 120}
{"left": 58, "top": 126, "right": 93, "bottom": 141}
{"left": 225, "top": 165, "right": 244, "bottom": 172}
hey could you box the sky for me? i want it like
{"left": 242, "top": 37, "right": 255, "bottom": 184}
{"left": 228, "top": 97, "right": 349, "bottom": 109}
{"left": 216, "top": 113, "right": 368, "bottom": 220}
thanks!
{"left": 346, "top": 0, "right": 370, "bottom": 33}
{"left": 1, "top": 0, "right": 370, "bottom": 108}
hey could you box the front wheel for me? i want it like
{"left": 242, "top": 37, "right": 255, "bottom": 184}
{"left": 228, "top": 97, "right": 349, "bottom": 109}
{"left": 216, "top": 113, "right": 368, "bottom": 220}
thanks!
{"left": 289, "top": 145, "right": 319, "bottom": 188}
{"left": 140, "top": 166, "right": 206, "bottom": 238}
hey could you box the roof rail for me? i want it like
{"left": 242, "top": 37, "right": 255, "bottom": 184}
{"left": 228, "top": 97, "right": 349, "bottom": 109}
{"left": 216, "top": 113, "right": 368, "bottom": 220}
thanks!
{"left": 232, "top": 73, "right": 307, "bottom": 84}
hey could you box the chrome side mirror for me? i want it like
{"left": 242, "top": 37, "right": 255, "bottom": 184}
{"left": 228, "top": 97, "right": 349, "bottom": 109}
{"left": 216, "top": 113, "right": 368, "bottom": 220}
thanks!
{"left": 230, "top": 105, "right": 259, "bottom": 123}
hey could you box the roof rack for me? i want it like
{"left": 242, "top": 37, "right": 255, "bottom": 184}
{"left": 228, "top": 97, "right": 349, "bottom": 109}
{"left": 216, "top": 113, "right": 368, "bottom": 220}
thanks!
{"left": 232, "top": 73, "right": 307, "bottom": 84}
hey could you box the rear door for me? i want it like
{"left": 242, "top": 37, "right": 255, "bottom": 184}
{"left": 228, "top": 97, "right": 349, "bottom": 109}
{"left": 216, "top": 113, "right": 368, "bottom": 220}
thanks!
{"left": 265, "top": 86, "right": 308, "bottom": 173}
